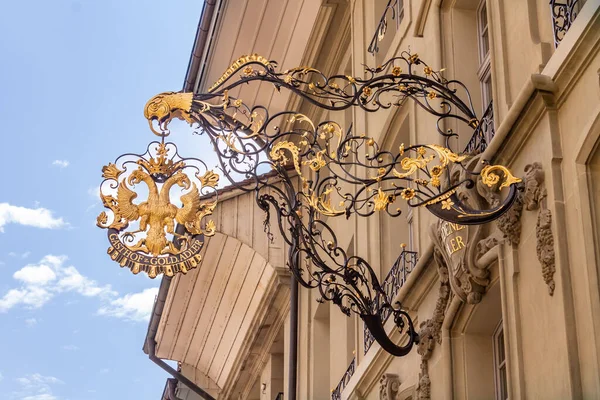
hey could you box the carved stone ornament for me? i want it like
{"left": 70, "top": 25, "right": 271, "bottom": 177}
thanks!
{"left": 496, "top": 183, "right": 524, "bottom": 246}
{"left": 416, "top": 249, "right": 451, "bottom": 400}
{"left": 522, "top": 162, "right": 556, "bottom": 295}
{"left": 523, "top": 162, "right": 546, "bottom": 211}
{"left": 380, "top": 373, "right": 401, "bottom": 400}
{"left": 537, "top": 208, "right": 556, "bottom": 295}
{"left": 430, "top": 157, "right": 492, "bottom": 305}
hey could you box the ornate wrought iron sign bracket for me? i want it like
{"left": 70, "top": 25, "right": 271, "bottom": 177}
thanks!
{"left": 99, "top": 51, "right": 521, "bottom": 357}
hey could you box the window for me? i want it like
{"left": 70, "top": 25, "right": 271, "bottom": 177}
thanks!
{"left": 493, "top": 321, "right": 508, "bottom": 400}
{"left": 407, "top": 206, "right": 414, "bottom": 251}
{"left": 477, "top": 0, "right": 492, "bottom": 110}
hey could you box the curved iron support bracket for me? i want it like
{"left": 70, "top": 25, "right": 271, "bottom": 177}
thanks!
{"left": 425, "top": 185, "right": 519, "bottom": 225}
{"left": 362, "top": 313, "right": 419, "bottom": 357}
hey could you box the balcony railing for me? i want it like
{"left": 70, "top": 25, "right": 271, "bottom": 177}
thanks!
{"left": 331, "top": 356, "right": 356, "bottom": 400}
{"left": 550, "top": 0, "right": 585, "bottom": 47}
{"left": 364, "top": 249, "right": 418, "bottom": 354}
{"left": 464, "top": 101, "right": 495, "bottom": 154}
{"left": 368, "top": 0, "right": 404, "bottom": 54}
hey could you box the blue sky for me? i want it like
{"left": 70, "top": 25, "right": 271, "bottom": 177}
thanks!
{"left": 0, "top": 1, "right": 205, "bottom": 399}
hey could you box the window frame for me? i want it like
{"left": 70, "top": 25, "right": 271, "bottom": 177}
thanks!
{"left": 492, "top": 320, "right": 508, "bottom": 400}
{"left": 476, "top": 0, "right": 493, "bottom": 111}
{"left": 406, "top": 207, "right": 414, "bottom": 251}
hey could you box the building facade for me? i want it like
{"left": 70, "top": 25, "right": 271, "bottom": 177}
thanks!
{"left": 145, "top": 0, "right": 600, "bottom": 399}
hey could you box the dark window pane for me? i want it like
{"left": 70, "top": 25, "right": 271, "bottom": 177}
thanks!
{"left": 498, "top": 328, "right": 505, "bottom": 363}
{"left": 482, "top": 30, "right": 489, "bottom": 56}
{"left": 500, "top": 365, "right": 508, "bottom": 399}
{"left": 480, "top": 3, "right": 488, "bottom": 28}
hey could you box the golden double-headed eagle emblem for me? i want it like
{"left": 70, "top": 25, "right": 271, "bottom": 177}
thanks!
{"left": 97, "top": 141, "right": 219, "bottom": 278}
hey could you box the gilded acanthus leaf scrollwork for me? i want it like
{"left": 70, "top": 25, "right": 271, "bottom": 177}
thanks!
{"left": 480, "top": 165, "right": 522, "bottom": 190}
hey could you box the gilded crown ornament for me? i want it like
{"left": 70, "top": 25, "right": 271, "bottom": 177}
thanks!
{"left": 97, "top": 141, "right": 219, "bottom": 278}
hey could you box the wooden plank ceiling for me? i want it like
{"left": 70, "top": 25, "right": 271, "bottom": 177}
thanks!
{"left": 197, "top": 0, "right": 326, "bottom": 116}
{"left": 155, "top": 185, "right": 292, "bottom": 391}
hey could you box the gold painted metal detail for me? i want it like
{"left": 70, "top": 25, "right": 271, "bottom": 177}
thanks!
{"left": 270, "top": 140, "right": 302, "bottom": 178}
{"left": 480, "top": 165, "right": 522, "bottom": 189}
{"left": 144, "top": 92, "right": 230, "bottom": 137}
{"left": 304, "top": 150, "right": 327, "bottom": 172}
{"left": 373, "top": 188, "right": 392, "bottom": 211}
{"left": 306, "top": 190, "right": 345, "bottom": 217}
{"left": 393, "top": 153, "right": 435, "bottom": 179}
{"left": 392, "top": 144, "right": 467, "bottom": 183}
{"left": 423, "top": 188, "right": 458, "bottom": 207}
{"left": 97, "top": 142, "right": 219, "bottom": 278}
{"left": 144, "top": 92, "right": 194, "bottom": 136}
{"left": 208, "top": 54, "right": 271, "bottom": 92}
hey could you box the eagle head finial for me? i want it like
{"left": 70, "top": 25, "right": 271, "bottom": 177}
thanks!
{"left": 144, "top": 92, "right": 194, "bottom": 137}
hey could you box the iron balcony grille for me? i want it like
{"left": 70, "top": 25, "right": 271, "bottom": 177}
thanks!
{"left": 368, "top": 0, "right": 404, "bottom": 54}
{"left": 364, "top": 249, "right": 419, "bottom": 354}
{"left": 331, "top": 356, "right": 356, "bottom": 400}
{"left": 550, "top": 0, "right": 585, "bottom": 47}
{"left": 464, "top": 101, "right": 494, "bottom": 154}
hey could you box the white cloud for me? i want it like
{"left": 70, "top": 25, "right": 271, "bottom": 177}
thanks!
{"left": 15, "top": 373, "right": 62, "bottom": 400}
{"left": 25, "top": 318, "right": 37, "bottom": 327}
{"left": 0, "top": 255, "right": 155, "bottom": 323}
{"left": 52, "top": 160, "right": 69, "bottom": 168}
{"left": 98, "top": 287, "right": 159, "bottom": 322}
{"left": 87, "top": 186, "right": 100, "bottom": 199}
{"left": 0, "top": 287, "right": 52, "bottom": 311}
{"left": 56, "top": 266, "right": 113, "bottom": 297}
{"left": 14, "top": 264, "right": 57, "bottom": 286}
{"left": 62, "top": 345, "right": 79, "bottom": 351}
{"left": 17, "top": 374, "right": 63, "bottom": 386}
{"left": 0, "top": 203, "right": 66, "bottom": 233}
{"left": 0, "top": 371, "right": 3, "bottom": 381}
{"left": 0, "top": 255, "right": 115, "bottom": 312}
{"left": 23, "top": 395, "right": 57, "bottom": 400}
{"left": 85, "top": 186, "right": 102, "bottom": 213}
{"left": 9, "top": 251, "right": 31, "bottom": 258}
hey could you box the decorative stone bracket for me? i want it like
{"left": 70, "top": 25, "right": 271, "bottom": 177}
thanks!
{"left": 524, "top": 162, "right": 556, "bottom": 295}
{"left": 380, "top": 373, "right": 401, "bottom": 400}
{"left": 494, "top": 162, "right": 556, "bottom": 295}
